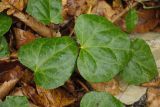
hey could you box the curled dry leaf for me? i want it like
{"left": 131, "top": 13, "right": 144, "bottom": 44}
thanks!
{"left": 22, "top": 85, "right": 48, "bottom": 106}
{"left": 14, "top": 28, "right": 37, "bottom": 49}
{"left": 0, "top": 79, "right": 18, "bottom": 99}
{"left": 147, "top": 88, "right": 160, "bottom": 107}
{"left": 22, "top": 85, "right": 76, "bottom": 107}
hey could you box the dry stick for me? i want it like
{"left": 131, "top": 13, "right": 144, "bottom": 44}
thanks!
{"left": 111, "top": 2, "right": 139, "bottom": 23}
{"left": 13, "top": 12, "right": 58, "bottom": 37}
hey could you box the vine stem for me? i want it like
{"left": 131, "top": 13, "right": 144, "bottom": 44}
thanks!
{"left": 111, "top": 2, "right": 139, "bottom": 23}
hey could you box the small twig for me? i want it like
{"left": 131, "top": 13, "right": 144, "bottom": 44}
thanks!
{"left": 111, "top": 2, "right": 139, "bottom": 23}
{"left": 77, "top": 80, "right": 89, "bottom": 92}
{"left": 13, "top": 12, "right": 59, "bottom": 37}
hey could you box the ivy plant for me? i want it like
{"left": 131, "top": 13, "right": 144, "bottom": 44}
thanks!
{"left": 0, "top": 96, "right": 29, "bottom": 107}
{"left": 80, "top": 91, "right": 125, "bottom": 107}
{"left": 18, "top": 14, "right": 157, "bottom": 89}
{"left": 125, "top": 8, "right": 138, "bottom": 32}
{"left": 0, "top": 36, "right": 9, "bottom": 58}
{"left": 0, "top": 13, "right": 12, "bottom": 37}
{"left": 26, "top": 0, "right": 63, "bottom": 24}
{"left": 18, "top": 37, "right": 78, "bottom": 89}
{"left": 0, "top": 13, "right": 12, "bottom": 58}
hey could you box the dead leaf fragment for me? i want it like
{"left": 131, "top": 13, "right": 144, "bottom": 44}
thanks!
{"left": 91, "top": 79, "right": 120, "bottom": 95}
{"left": 92, "top": 0, "right": 117, "bottom": 21}
{"left": 51, "top": 88, "right": 76, "bottom": 107}
{"left": 14, "top": 28, "right": 37, "bottom": 49}
{"left": 0, "top": 79, "right": 18, "bottom": 99}
{"left": 0, "top": 65, "right": 24, "bottom": 83}
{"left": 116, "top": 85, "right": 147, "bottom": 105}
{"left": 0, "top": 0, "right": 27, "bottom": 15}
{"left": 22, "top": 85, "right": 76, "bottom": 107}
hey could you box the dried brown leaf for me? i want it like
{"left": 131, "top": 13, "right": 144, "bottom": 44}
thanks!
{"left": 0, "top": 79, "right": 18, "bottom": 99}
{"left": 20, "top": 69, "right": 34, "bottom": 84}
{"left": 1, "top": 0, "right": 27, "bottom": 15}
{"left": 14, "top": 28, "right": 37, "bottom": 49}
{"left": 22, "top": 85, "right": 76, "bottom": 107}
{"left": 0, "top": 65, "right": 24, "bottom": 83}
{"left": 135, "top": 19, "right": 159, "bottom": 33}
{"left": 92, "top": 1, "right": 118, "bottom": 21}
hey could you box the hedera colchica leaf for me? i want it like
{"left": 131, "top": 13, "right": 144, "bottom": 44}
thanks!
{"left": 80, "top": 91, "right": 125, "bottom": 107}
{"left": 26, "top": 0, "right": 63, "bottom": 24}
{"left": 0, "top": 96, "right": 29, "bottom": 107}
{"left": 75, "top": 14, "right": 131, "bottom": 83}
{"left": 125, "top": 9, "right": 138, "bottom": 32}
{"left": 0, "top": 13, "right": 12, "bottom": 37}
{"left": 18, "top": 37, "right": 78, "bottom": 89}
{"left": 0, "top": 36, "right": 9, "bottom": 58}
{"left": 120, "top": 38, "right": 158, "bottom": 84}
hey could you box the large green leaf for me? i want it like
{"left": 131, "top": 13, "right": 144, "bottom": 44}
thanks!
{"left": 0, "top": 96, "right": 29, "bottom": 107}
{"left": 75, "top": 14, "right": 130, "bottom": 83}
{"left": 0, "top": 36, "right": 9, "bottom": 58}
{"left": 0, "top": 13, "right": 12, "bottom": 37}
{"left": 120, "top": 38, "right": 158, "bottom": 84}
{"left": 18, "top": 37, "right": 78, "bottom": 89}
{"left": 125, "top": 9, "right": 138, "bottom": 32}
{"left": 26, "top": 0, "right": 63, "bottom": 24}
{"left": 80, "top": 91, "right": 125, "bottom": 107}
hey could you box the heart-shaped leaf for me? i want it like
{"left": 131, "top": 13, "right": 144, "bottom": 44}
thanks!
{"left": 120, "top": 38, "right": 158, "bottom": 84}
{"left": 75, "top": 14, "right": 130, "bottom": 83}
{"left": 0, "top": 13, "right": 12, "bottom": 37}
{"left": 26, "top": 0, "right": 63, "bottom": 24}
{"left": 0, "top": 36, "right": 9, "bottom": 58}
{"left": 80, "top": 91, "right": 125, "bottom": 107}
{"left": 18, "top": 37, "right": 78, "bottom": 89}
{"left": 125, "top": 9, "right": 138, "bottom": 32}
{"left": 0, "top": 96, "right": 29, "bottom": 107}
